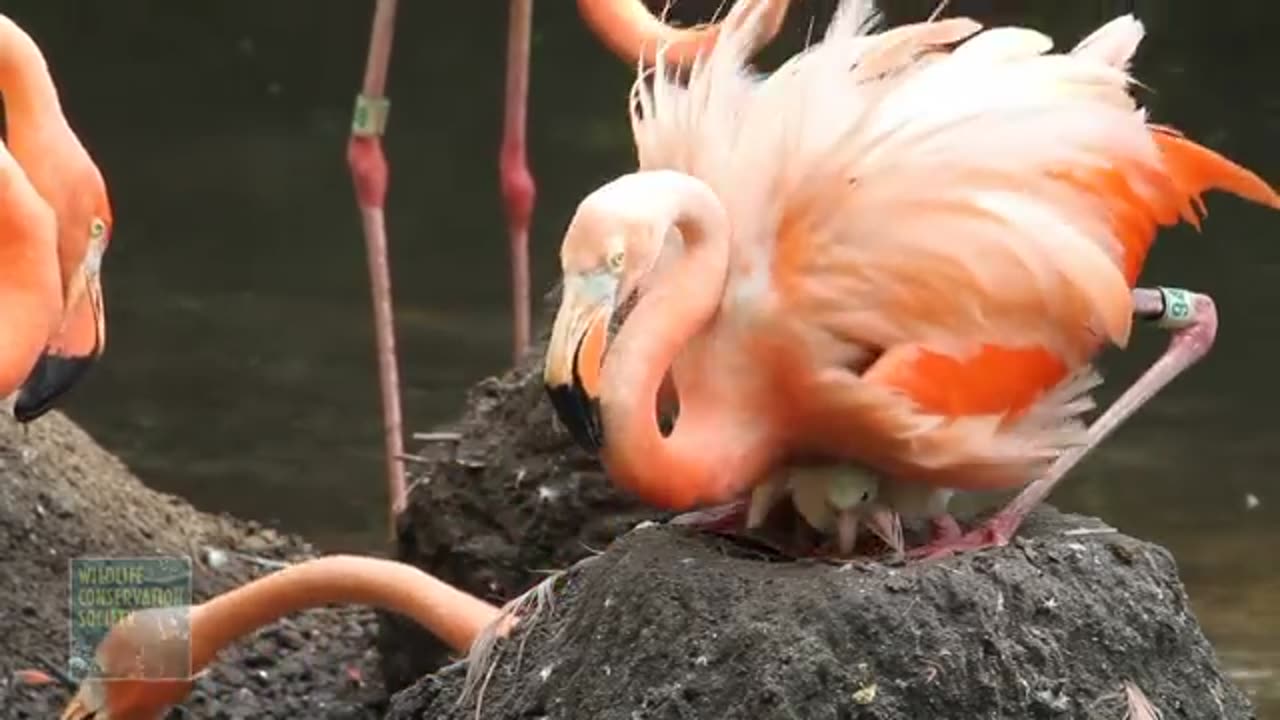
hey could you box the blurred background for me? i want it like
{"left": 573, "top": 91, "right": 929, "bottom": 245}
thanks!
{"left": 2, "top": 0, "right": 1275, "bottom": 712}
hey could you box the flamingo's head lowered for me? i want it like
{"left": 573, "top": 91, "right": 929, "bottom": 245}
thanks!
{"left": 61, "top": 605, "right": 197, "bottom": 720}
{"left": 14, "top": 171, "right": 112, "bottom": 423}
{"left": 543, "top": 178, "right": 677, "bottom": 452}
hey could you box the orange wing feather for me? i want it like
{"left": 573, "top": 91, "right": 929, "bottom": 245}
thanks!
{"left": 867, "top": 129, "right": 1280, "bottom": 420}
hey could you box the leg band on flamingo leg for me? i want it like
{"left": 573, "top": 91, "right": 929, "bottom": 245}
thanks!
{"left": 352, "top": 94, "right": 391, "bottom": 137}
{"left": 907, "top": 287, "right": 1218, "bottom": 561}
{"left": 1152, "top": 286, "right": 1198, "bottom": 329}
{"left": 991, "top": 288, "right": 1217, "bottom": 538}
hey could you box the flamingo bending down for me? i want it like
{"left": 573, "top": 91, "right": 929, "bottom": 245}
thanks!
{"left": 543, "top": 1, "right": 1280, "bottom": 559}
{"left": 50, "top": 8, "right": 798, "bottom": 716}
{"left": 59, "top": 556, "right": 509, "bottom": 720}
{"left": 0, "top": 14, "right": 112, "bottom": 422}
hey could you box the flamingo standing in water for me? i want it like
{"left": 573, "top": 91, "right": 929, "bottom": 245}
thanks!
{"left": 0, "top": 14, "right": 112, "bottom": 421}
{"left": 543, "top": 0, "right": 1280, "bottom": 558}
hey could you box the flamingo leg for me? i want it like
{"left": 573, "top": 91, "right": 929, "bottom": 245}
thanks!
{"left": 500, "top": 0, "right": 536, "bottom": 362}
{"left": 929, "top": 513, "right": 963, "bottom": 543}
{"left": 348, "top": 0, "right": 407, "bottom": 531}
{"left": 908, "top": 286, "right": 1217, "bottom": 561}
{"left": 669, "top": 498, "right": 751, "bottom": 533}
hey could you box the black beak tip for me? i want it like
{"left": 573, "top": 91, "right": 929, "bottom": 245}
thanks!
{"left": 14, "top": 354, "right": 96, "bottom": 423}
{"left": 544, "top": 382, "right": 604, "bottom": 453}
{"left": 39, "top": 655, "right": 80, "bottom": 690}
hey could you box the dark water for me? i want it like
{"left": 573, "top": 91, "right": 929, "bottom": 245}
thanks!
{"left": 7, "top": 0, "right": 1276, "bottom": 712}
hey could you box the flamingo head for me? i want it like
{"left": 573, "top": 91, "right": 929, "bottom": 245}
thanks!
{"left": 543, "top": 181, "right": 676, "bottom": 452}
{"left": 15, "top": 178, "right": 112, "bottom": 422}
{"left": 60, "top": 606, "right": 197, "bottom": 720}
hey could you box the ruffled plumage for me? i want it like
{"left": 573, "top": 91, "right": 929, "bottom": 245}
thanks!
{"left": 624, "top": 3, "right": 1278, "bottom": 490}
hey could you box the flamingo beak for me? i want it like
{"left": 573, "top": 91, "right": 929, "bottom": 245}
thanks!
{"left": 15, "top": 266, "right": 105, "bottom": 422}
{"left": 544, "top": 274, "right": 614, "bottom": 452}
{"left": 865, "top": 505, "right": 904, "bottom": 557}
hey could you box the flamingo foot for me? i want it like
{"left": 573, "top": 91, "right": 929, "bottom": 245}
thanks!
{"left": 669, "top": 499, "right": 749, "bottom": 533}
{"left": 904, "top": 516, "right": 1015, "bottom": 562}
{"left": 670, "top": 500, "right": 808, "bottom": 558}
{"left": 928, "top": 513, "right": 962, "bottom": 544}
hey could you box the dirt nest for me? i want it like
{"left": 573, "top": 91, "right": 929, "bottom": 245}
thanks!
{"left": 1, "top": 411, "right": 386, "bottom": 719}
{"left": 387, "top": 508, "right": 1254, "bottom": 720}
{"left": 377, "top": 343, "right": 663, "bottom": 691}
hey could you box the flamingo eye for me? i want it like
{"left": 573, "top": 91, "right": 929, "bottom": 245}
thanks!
{"left": 606, "top": 249, "right": 625, "bottom": 273}
{"left": 89, "top": 218, "right": 107, "bottom": 240}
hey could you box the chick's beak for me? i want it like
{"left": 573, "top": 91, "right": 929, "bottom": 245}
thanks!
{"left": 544, "top": 278, "right": 612, "bottom": 452}
{"left": 15, "top": 268, "right": 105, "bottom": 423}
{"left": 865, "top": 505, "right": 904, "bottom": 556}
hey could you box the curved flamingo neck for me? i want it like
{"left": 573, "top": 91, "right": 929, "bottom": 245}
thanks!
{"left": 0, "top": 18, "right": 68, "bottom": 154}
{"left": 577, "top": 0, "right": 719, "bottom": 66}
{"left": 597, "top": 171, "right": 748, "bottom": 510}
{"left": 0, "top": 17, "right": 107, "bottom": 293}
{"left": 189, "top": 556, "right": 501, "bottom": 672}
{"left": 576, "top": 0, "right": 790, "bottom": 67}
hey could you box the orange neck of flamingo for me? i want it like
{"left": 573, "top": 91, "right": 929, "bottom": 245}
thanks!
{"left": 189, "top": 555, "right": 501, "bottom": 673}
{"left": 597, "top": 173, "right": 775, "bottom": 510}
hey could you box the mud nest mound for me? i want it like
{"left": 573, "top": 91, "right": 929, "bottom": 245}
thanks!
{"left": 387, "top": 508, "right": 1253, "bottom": 720}
{"left": 1, "top": 412, "right": 386, "bottom": 718}
{"left": 378, "top": 344, "right": 662, "bottom": 691}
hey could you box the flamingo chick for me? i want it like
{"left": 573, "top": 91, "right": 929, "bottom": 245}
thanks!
{"left": 783, "top": 464, "right": 888, "bottom": 556}
{"left": 783, "top": 465, "right": 958, "bottom": 558}
{"left": 59, "top": 555, "right": 509, "bottom": 720}
{"left": 0, "top": 13, "right": 112, "bottom": 421}
{"left": 544, "top": 2, "right": 1280, "bottom": 559}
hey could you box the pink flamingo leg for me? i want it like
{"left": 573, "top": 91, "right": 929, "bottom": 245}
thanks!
{"left": 670, "top": 499, "right": 751, "bottom": 533}
{"left": 909, "top": 287, "right": 1218, "bottom": 561}
{"left": 928, "top": 513, "right": 962, "bottom": 544}
{"left": 348, "top": 0, "right": 407, "bottom": 531}
{"left": 500, "top": 0, "right": 536, "bottom": 362}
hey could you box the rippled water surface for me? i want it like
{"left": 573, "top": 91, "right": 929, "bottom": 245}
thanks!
{"left": 8, "top": 0, "right": 1277, "bottom": 714}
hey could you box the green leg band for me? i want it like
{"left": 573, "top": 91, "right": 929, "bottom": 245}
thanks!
{"left": 352, "top": 94, "right": 391, "bottom": 137}
{"left": 1155, "top": 286, "right": 1196, "bottom": 329}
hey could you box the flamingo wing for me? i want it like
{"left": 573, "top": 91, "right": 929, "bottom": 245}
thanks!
{"left": 620, "top": 5, "right": 1280, "bottom": 497}
{"left": 858, "top": 123, "right": 1280, "bottom": 416}
{"left": 760, "top": 13, "right": 1276, "bottom": 490}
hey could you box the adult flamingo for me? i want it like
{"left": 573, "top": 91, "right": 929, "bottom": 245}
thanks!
{"left": 0, "top": 14, "right": 112, "bottom": 422}
{"left": 58, "top": 556, "right": 511, "bottom": 720}
{"left": 543, "top": 2, "right": 1280, "bottom": 558}
{"left": 46, "top": 7, "right": 793, "bottom": 717}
